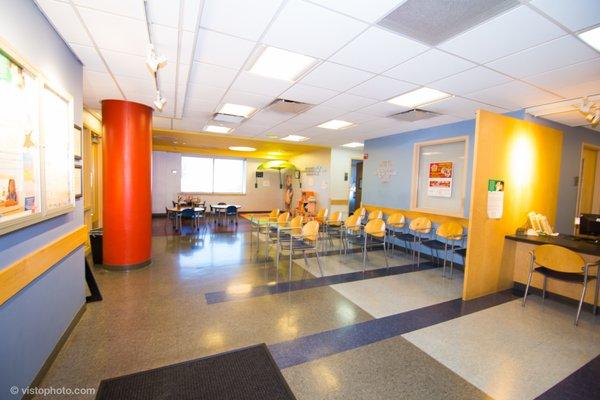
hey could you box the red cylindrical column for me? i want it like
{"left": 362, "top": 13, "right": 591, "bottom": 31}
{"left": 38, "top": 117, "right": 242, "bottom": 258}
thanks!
{"left": 101, "top": 100, "right": 153, "bottom": 270}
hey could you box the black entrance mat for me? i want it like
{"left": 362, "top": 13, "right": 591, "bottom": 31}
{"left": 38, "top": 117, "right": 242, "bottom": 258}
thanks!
{"left": 96, "top": 344, "right": 296, "bottom": 400}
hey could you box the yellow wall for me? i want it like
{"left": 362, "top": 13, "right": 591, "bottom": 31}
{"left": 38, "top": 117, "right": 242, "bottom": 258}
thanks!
{"left": 579, "top": 147, "right": 597, "bottom": 214}
{"left": 463, "top": 110, "right": 563, "bottom": 300}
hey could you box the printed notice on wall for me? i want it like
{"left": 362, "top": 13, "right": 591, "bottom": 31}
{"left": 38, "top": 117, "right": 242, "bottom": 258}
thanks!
{"left": 427, "top": 162, "right": 453, "bottom": 197}
{"left": 487, "top": 179, "right": 504, "bottom": 219}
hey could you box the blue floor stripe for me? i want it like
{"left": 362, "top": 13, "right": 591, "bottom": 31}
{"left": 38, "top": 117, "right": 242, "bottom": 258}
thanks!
{"left": 205, "top": 261, "right": 439, "bottom": 304}
{"left": 268, "top": 290, "right": 516, "bottom": 369}
{"left": 535, "top": 354, "right": 600, "bottom": 400}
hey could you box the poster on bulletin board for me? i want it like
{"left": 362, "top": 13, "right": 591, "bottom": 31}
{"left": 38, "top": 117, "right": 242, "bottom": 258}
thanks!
{"left": 427, "top": 162, "right": 453, "bottom": 197}
{"left": 487, "top": 179, "right": 504, "bottom": 219}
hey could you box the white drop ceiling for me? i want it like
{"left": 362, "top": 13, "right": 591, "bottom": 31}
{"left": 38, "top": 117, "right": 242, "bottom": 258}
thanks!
{"left": 34, "top": 0, "right": 600, "bottom": 146}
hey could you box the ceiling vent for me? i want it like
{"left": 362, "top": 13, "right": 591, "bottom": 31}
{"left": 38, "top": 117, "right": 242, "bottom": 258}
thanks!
{"left": 390, "top": 109, "right": 441, "bottom": 122}
{"left": 266, "top": 99, "right": 313, "bottom": 114}
{"left": 212, "top": 113, "right": 245, "bottom": 124}
{"left": 378, "top": 0, "right": 519, "bottom": 45}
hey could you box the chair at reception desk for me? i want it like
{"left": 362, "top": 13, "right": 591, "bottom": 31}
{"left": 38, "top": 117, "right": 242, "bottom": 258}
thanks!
{"left": 522, "top": 244, "right": 599, "bottom": 325}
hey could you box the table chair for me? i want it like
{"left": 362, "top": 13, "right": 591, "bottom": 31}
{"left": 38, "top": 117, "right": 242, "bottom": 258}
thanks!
{"left": 277, "top": 220, "right": 323, "bottom": 282}
{"left": 353, "top": 207, "right": 366, "bottom": 223}
{"left": 407, "top": 217, "right": 432, "bottom": 268}
{"left": 225, "top": 205, "right": 239, "bottom": 225}
{"left": 523, "top": 244, "right": 599, "bottom": 325}
{"left": 361, "top": 218, "right": 389, "bottom": 272}
{"left": 263, "top": 212, "right": 290, "bottom": 258}
{"left": 342, "top": 214, "right": 363, "bottom": 255}
{"left": 178, "top": 208, "right": 198, "bottom": 232}
{"left": 365, "top": 209, "right": 383, "bottom": 225}
{"left": 324, "top": 211, "right": 344, "bottom": 252}
{"left": 385, "top": 213, "right": 406, "bottom": 256}
{"left": 165, "top": 207, "right": 177, "bottom": 230}
{"left": 421, "top": 222, "right": 465, "bottom": 278}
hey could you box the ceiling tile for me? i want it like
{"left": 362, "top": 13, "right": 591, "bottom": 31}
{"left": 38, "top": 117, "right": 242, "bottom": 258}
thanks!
{"left": 235, "top": 121, "right": 275, "bottom": 136}
{"left": 78, "top": 7, "right": 149, "bottom": 56}
{"left": 182, "top": 0, "right": 203, "bottom": 31}
{"left": 247, "top": 109, "right": 292, "bottom": 125}
{"left": 425, "top": 96, "right": 508, "bottom": 119}
{"left": 467, "top": 80, "right": 562, "bottom": 110}
{"left": 330, "top": 27, "right": 429, "bottom": 73}
{"left": 299, "top": 62, "right": 374, "bottom": 92}
{"left": 287, "top": 105, "right": 342, "bottom": 125}
{"left": 384, "top": 49, "right": 475, "bottom": 85}
{"left": 438, "top": 6, "right": 564, "bottom": 63}
{"left": 220, "top": 89, "right": 274, "bottom": 108}
{"left": 524, "top": 58, "right": 600, "bottom": 98}
{"left": 186, "top": 83, "right": 227, "bottom": 103}
{"left": 230, "top": 71, "right": 293, "bottom": 97}
{"left": 347, "top": 76, "right": 417, "bottom": 100}
{"left": 336, "top": 111, "right": 378, "bottom": 124}
{"left": 72, "top": 0, "right": 145, "bottom": 20}
{"left": 114, "top": 75, "right": 155, "bottom": 98}
{"left": 194, "top": 28, "right": 256, "bottom": 69}
{"left": 358, "top": 101, "right": 409, "bottom": 117}
{"left": 184, "top": 96, "right": 218, "bottom": 114}
{"left": 262, "top": 0, "right": 367, "bottom": 58}
{"left": 83, "top": 70, "right": 122, "bottom": 101}
{"left": 172, "top": 117, "right": 212, "bottom": 131}
{"left": 430, "top": 67, "right": 511, "bottom": 95}
{"left": 201, "top": 0, "right": 283, "bottom": 41}
{"left": 147, "top": 0, "right": 180, "bottom": 28}
{"left": 280, "top": 84, "right": 338, "bottom": 104}
{"left": 35, "top": 0, "right": 93, "bottom": 46}
{"left": 188, "top": 61, "right": 238, "bottom": 87}
{"left": 308, "top": 0, "right": 405, "bottom": 23}
{"left": 530, "top": 0, "right": 600, "bottom": 32}
{"left": 153, "top": 116, "right": 173, "bottom": 130}
{"left": 159, "top": 62, "right": 189, "bottom": 86}
{"left": 101, "top": 50, "right": 148, "bottom": 79}
{"left": 69, "top": 43, "right": 106, "bottom": 72}
{"left": 320, "top": 93, "right": 378, "bottom": 112}
{"left": 538, "top": 110, "right": 589, "bottom": 127}
{"left": 152, "top": 24, "right": 179, "bottom": 64}
{"left": 486, "top": 35, "right": 599, "bottom": 78}
{"left": 179, "top": 31, "right": 196, "bottom": 65}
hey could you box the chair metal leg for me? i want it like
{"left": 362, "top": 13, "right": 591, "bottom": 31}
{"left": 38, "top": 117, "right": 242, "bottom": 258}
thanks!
{"left": 315, "top": 249, "right": 324, "bottom": 277}
{"left": 575, "top": 281, "right": 588, "bottom": 325}
{"left": 383, "top": 237, "right": 389, "bottom": 271}
{"left": 594, "top": 278, "right": 599, "bottom": 315}
{"left": 443, "top": 244, "right": 448, "bottom": 278}
{"left": 522, "top": 269, "right": 534, "bottom": 307}
{"left": 362, "top": 235, "right": 368, "bottom": 273}
{"left": 542, "top": 276, "right": 547, "bottom": 303}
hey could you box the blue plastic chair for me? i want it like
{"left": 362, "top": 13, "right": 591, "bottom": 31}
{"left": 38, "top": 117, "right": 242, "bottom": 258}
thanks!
{"left": 225, "top": 205, "right": 238, "bottom": 224}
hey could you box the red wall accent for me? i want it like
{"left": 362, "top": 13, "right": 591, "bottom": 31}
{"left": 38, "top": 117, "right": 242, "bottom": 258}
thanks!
{"left": 101, "top": 100, "right": 153, "bottom": 268}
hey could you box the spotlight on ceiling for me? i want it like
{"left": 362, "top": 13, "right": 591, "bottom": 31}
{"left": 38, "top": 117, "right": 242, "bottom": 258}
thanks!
{"left": 153, "top": 91, "right": 166, "bottom": 111}
{"left": 579, "top": 97, "right": 600, "bottom": 127}
{"left": 146, "top": 44, "right": 167, "bottom": 73}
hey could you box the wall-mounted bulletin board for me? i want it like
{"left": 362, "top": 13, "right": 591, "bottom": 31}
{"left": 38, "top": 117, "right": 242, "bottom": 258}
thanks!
{"left": 0, "top": 40, "right": 74, "bottom": 236}
{"left": 410, "top": 136, "right": 469, "bottom": 217}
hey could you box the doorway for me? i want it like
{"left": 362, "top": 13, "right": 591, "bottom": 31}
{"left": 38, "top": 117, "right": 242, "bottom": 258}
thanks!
{"left": 577, "top": 144, "right": 600, "bottom": 217}
{"left": 349, "top": 159, "right": 363, "bottom": 214}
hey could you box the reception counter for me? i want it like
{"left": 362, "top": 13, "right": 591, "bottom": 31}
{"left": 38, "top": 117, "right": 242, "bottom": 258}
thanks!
{"left": 505, "top": 234, "right": 600, "bottom": 305}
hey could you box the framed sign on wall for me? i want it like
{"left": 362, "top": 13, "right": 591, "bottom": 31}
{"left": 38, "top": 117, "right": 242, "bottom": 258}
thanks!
{"left": 0, "top": 39, "right": 75, "bottom": 236}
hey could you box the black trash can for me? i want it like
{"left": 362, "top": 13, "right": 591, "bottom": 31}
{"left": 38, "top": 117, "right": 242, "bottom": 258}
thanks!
{"left": 89, "top": 228, "right": 103, "bottom": 265}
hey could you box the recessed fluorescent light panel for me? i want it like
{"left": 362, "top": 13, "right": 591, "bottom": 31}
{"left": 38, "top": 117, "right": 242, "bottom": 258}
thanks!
{"left": 248, "top": 46, "right": 316, "bottom": 81}
{"left": 318, "top": 120, "right": 355, "bottom": 130}
{"left": 205, "top": 125, "right": 232, "bottom": 134}
{"left": 579, "top": 26, "right": 600, "bottom": 52}
{"left": 229, "top": 146, "right": 256, "bottom": 152}
{"left": 219, "top": 103, "right": 256, "bottom": 118}
{"left": 388, "top": 87, "right": 450, "bottom": 108}
{"left": 281, "top": 134, "right": 309, "bottom": 142}
{"left": 342, "top": 142, "right": 364, "bottom": 148}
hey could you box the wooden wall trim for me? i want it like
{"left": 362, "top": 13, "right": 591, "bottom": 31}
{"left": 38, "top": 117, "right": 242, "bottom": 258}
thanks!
{"left": 330, "top": 199, "right": 349, "bottom": 205}
{"left": 0, "top": 226, "right": 87, "bottom": 306}
{"left": 362, "top": 204, "right": 469, "bottom": 226}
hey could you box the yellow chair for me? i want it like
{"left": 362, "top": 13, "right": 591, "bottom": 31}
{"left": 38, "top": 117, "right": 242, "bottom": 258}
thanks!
{"left": 523, "top": 245, "right": 599, "bottom": 325}
{"left": 324, "top": 211, "right": 344, "bottom": 251}
{"left": 264, "top": 212, "right": 290, "bottom": 258}
{"left": 408, "top": 217, "right": 432, "bottom": 268}
{"left": 268, "top": 208, "right": 280, "bottom": 222}
{"left": 366, "top": 209, "right": 383, "bottom": 222}
{"left": 421, "top": 222, "right": 464, "bottom": 278}
{"left": 315, "top": 208, "right": 329, "bottom": 224}
{"left": 362, "top": 218, "right": 389, "bottom": 272}
{"left": 385, "top": 213, "right": 406, "bottom": 256}
{"left": 353, "top": 207, "right": 366, "bottom": 223}
{"left": 278, "top": 220, "right": 323, "bottom": 281}
{"left": 342, "top": 214, "right": 362, "bottom": 254}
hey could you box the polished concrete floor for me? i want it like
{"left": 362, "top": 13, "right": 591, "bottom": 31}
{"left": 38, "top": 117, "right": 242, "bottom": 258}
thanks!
{"left": 34, "top": 217, "right": 600, "bottom": 399}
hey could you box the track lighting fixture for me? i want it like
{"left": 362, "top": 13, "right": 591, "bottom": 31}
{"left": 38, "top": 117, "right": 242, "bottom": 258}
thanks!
{"left": 153, "top": 91, "right": 166, "bottom": 111}
{"left": 579, "top": 97, "right": 600, "bottom": 127}
{"left": 146, "top": 44, "right": 167, "bottom": 73}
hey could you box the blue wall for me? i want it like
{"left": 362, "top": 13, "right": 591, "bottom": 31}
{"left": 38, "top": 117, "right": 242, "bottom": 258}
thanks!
{"left": 363, "top": 118, "right": 476, "bottom": 217}
{"left": 0, "top": 0, "right": 84, "bottom": 395}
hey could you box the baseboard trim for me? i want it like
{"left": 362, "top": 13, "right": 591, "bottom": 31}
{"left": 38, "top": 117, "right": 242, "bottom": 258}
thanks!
{"left": 23, "top": 303, "right": 87, "bottom": 400}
